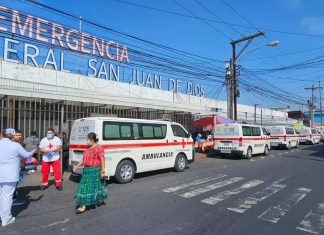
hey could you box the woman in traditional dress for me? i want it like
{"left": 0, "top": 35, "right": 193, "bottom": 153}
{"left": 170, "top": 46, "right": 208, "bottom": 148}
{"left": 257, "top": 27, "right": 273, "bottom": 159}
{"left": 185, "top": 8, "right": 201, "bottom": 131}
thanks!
{"left": 73, "top": 132, "right": 108, "bottom": 214}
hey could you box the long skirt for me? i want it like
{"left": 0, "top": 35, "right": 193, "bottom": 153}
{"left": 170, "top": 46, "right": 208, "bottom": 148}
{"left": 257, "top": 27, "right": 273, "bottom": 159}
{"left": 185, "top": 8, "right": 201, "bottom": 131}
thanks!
{"left": 75, "top": 166, "right": 108, "bottom": 206}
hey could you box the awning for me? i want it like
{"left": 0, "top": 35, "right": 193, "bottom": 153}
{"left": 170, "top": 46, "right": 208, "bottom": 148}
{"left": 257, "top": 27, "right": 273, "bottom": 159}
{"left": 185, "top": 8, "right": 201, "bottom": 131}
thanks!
{"left": 294, "top": 123, "right": 305, "bottom": 129}
{"left": 192, "top": 116, "right": 236, "bottom": 128}
{"left": 216, "top": 117, "right": 236, "bottom": 125}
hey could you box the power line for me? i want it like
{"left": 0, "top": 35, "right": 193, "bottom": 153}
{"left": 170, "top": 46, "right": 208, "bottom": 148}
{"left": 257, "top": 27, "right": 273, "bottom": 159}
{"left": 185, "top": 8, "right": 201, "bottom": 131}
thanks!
{"left": 172, "top": 0, "right": 230, "bottom": 40}
{"left": 110, "top": 0, "right": 324, "bottom": 39}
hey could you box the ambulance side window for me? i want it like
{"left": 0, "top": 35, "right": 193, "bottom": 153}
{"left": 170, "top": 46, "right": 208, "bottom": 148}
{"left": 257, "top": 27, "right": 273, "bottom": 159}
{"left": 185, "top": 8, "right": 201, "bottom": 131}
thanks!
{"left": 242, "top": 126, "right": 251, "bottom": 136}
{"left": 141, "top": 125, "right": 154, "bottom": 139}
{"left": 103, "top": 123, "right": 120, "bottom": 139}
{"left": 121, "top": 125, "right": 132, "bottom": 138}
{"left": 133, "top": 124, "right": 140, "bottom": 140}
{"left": 171, "top": 125, "right": 188, "bottom": 138}
{"left": 285, "top": 128, "right": 294, "bottom": 135}
{"left": 140, "top": 124, "right": 167, "bottom": 139}
{"left": 251, "top": 127, "right": 261, "bottom": 136}
{"left": 103, "top": 121, "right": 135, "bottom": 140}
{"left": 262, "top": 128, "right": 268, "bottom": 135}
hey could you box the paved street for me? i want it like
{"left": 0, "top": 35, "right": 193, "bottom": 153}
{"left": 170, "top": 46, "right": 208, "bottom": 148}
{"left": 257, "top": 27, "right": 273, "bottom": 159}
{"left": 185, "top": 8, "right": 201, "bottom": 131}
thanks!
{"left": 3, "top": 144, "right": 324, "bottom": 235}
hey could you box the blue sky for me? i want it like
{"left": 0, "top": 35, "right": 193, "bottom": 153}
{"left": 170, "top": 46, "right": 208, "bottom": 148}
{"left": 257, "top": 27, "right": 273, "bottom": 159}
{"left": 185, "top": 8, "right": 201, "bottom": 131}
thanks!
{"left": 1, "top": 0, "right": 324, "bottom": 111}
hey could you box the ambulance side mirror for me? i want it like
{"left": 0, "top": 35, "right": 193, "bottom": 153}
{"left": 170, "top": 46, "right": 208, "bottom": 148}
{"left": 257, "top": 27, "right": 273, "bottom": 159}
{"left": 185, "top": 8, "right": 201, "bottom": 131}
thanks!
{"left": 267, "top": 132, "right": 271, "bottom": 136}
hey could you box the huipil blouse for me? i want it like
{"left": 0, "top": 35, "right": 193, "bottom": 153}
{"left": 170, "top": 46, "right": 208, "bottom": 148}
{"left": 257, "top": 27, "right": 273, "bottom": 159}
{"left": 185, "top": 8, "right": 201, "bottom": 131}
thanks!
{"left": 83, "top": 145, "right": 104, "bottom": 167}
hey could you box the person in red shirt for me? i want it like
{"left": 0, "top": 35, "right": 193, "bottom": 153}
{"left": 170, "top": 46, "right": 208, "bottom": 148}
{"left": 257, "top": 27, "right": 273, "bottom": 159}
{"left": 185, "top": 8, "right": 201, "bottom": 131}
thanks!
{"left": 73, "top": 132, "right": 108, "bottom": 214}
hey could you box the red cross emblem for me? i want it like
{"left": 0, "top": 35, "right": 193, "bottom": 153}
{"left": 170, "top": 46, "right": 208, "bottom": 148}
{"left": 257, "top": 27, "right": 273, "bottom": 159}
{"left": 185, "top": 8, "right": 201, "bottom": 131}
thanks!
{"left": 47, "top": 143, "right": 53, "bottom": 149}
{"left": 181, "top": 139, "right": 185, "bottom": 148}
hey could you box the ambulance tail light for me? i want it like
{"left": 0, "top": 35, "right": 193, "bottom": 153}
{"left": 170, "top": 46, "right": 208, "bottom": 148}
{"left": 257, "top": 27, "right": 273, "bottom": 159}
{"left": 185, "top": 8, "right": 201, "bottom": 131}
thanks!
{"left": 239, "top": 137, "right": 243, "bottom": 147}
{"left": 310, "top": 134, "right": 312, "bottom": 139}
{"left": 284, "top": 135, "right": 287, "bottom": 141}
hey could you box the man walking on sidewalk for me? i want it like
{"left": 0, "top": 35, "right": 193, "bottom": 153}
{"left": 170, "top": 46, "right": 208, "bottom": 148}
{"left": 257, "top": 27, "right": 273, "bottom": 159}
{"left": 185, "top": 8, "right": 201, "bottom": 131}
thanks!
{"left": 39, "top": 128, "right": 63, "bottom": 191}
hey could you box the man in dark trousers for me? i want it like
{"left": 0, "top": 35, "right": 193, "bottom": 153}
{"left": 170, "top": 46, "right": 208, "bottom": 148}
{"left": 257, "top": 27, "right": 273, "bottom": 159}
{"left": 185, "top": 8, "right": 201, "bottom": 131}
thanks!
{"left": 59, "top": 132, "right": 69, "bottom": 171}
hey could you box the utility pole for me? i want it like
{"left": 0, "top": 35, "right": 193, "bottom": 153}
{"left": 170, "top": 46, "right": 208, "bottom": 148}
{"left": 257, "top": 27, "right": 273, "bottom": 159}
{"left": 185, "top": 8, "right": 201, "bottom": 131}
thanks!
{"left": 305, "top": 85, "right": 322, "bottom": 128}
{"left": 261, "top": 109, "right": 263, "bottom": 126}
{"left": 320, "top": 81, "right": 323, "bottom": 131}
{"left": 254, "top": 104, "right": 259, "bottom": 124}
{"left": 225, "top": 60, "right": 233, "bottom": 119}
{"left": 231, "top": 31, "right": 265, "bottom": 120}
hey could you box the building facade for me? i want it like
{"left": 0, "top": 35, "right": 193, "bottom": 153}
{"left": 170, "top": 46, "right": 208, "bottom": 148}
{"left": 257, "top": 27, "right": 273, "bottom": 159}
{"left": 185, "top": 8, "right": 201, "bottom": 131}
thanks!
{"left": 0, "top": 5, "right": 295, "bottom": 138}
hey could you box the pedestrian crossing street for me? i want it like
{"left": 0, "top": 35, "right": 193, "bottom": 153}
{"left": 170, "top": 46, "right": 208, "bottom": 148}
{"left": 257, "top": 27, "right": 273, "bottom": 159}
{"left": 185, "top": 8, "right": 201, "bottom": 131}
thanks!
{"left": 161, "top": 174, "right": 324, "bottom": 234}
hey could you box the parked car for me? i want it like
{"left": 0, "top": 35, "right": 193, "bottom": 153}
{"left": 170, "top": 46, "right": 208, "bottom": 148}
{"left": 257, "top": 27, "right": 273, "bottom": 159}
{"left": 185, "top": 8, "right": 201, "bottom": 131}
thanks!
{"left": 214, "top": 123, "right": 270, "bottom": 159}
{"left": 298, "top": 128, "right": 321, "bottom": 145}
{"left": 266, "top": 126, "right": 299, "bottom": 149}
{"left": 69, "top": 117, "right": 194, "bottom": 184}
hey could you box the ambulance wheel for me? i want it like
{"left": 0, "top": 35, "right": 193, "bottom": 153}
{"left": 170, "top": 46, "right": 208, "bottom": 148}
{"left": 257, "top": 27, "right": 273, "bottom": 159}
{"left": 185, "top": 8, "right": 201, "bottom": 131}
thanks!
{"left": 245, "top": 147, "right": 252, "bottom": 159}
{"left": 115, "top": 160, "right": 135, "bottom": 184}
{"left": 287, "top": 142, "right": 291, "bottom": 150}
{"left": 264, "top": 145, "right": 269, "bottom": 156}
{"left": 174, "top": 154, "right": 187, "bottom": 172}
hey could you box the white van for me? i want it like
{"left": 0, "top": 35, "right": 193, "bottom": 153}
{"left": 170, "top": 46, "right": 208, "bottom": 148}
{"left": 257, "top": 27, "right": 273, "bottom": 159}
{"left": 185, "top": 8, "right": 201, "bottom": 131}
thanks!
{"left": 68, "top": 117, "right": 194, "bottom": 183}
{"left": 214, "top": 123, "right": 271, "bottom": 159}
{"left": 266, "top": 126, "right": 299, "bottom": 149}
{"left": 298, "top": 128, "right": 321, "bottom": 144}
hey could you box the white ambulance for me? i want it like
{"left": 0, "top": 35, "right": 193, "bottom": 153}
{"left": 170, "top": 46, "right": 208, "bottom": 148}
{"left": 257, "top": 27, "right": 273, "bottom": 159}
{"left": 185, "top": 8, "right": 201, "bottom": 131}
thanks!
{"left": 266, "top": 126, "right": 299, "bottom": 149}
{"left": 214, "top": 123, "right": 271, "bottom": 159}
{"left": 298, "top": 127, "right": 321, "bottom": 145}
{"left": 68, "top": 117, "right": 194, "bottom": 183}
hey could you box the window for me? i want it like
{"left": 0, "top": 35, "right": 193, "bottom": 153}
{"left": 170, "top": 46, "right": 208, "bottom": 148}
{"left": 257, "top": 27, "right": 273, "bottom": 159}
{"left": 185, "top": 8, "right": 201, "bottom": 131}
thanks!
{"left": 311, "top": 129, "right": 317, "bottom": 134}
{"left": 142, "top": 125, "right": 154, "bottom": 138}
{"left": 121, "top": 125, "right": 132, "bottom": 138}
{"left": 103, "top": 121, "right": 136, "bottom": 140}
{"left": 242, "top": 126, "right": 251, "bottom": 136}
{"left": 140, "top": 124, "right": 167, "bottom": 139}
{"left": 154, "top": 126, "right": 163, "bottom": 138}
{"left": 103, "top": 122, "right": 167, "bottom": 140}
{"left": 251, "top": 127, "right": 261, "bottom": 136}
{"left": 171, "top": 125, "right": 188, "bottom": 138}
{"left": 133, "top": 124, "right": 140, "bottom": 139}
{"left": 285, "top": 128, "right": 294, "bottom": 135}
{"left": 262, "top": 128, "right": 268, "bottom": 135}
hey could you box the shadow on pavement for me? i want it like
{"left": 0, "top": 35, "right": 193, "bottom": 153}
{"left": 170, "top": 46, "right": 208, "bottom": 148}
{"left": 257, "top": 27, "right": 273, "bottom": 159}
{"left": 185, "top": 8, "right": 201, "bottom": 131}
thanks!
{"left": 283, "top": 144, "right": 324, "bottom": 162}
{"left": 205, "top": 151, "right": 245, "bottom": 161}
{"left": 12, "top": 185, "right": 43, "bottom": 217}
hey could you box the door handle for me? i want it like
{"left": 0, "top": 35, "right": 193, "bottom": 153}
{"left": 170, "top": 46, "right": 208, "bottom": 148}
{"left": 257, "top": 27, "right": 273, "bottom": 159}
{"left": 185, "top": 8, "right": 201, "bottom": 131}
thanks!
{"left": 174, "top": 140, "right": 178, "bottom": 142}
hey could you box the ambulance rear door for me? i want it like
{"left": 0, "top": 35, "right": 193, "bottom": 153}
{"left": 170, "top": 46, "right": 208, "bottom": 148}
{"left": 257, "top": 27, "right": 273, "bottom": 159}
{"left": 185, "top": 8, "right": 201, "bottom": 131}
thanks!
{"left": 69, "top": 119, "right": 96, "bottom": 173}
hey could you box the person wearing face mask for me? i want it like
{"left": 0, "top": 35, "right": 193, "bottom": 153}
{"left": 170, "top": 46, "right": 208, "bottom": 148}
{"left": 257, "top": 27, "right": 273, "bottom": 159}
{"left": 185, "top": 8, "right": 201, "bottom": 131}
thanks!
{"left": 39, "top": 128, "right": 63, "bottom": 191}
{"left": 73, "top": 132, "right": 107, "bottom": 214}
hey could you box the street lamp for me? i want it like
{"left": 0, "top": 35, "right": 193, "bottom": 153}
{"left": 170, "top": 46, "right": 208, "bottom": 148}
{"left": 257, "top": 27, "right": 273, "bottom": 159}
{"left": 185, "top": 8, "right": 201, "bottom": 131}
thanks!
{"left": 237, "top": 41, "right": 280, "bottom": 61}
{"left": 229, "top": 31, "right": 279, "bottom": 121}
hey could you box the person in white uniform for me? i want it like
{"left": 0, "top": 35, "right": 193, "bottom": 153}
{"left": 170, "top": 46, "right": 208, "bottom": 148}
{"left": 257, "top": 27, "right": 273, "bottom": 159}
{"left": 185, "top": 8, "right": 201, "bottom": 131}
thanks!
{"left": 39, "top": 128, "right": 63, "bottom": 191}
{"left": 0, "top": 128, "right": 36, "bottom": 227}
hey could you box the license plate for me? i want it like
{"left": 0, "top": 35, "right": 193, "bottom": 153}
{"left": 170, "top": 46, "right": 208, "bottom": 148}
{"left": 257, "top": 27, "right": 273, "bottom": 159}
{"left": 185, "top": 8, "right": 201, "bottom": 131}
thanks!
{"left": 222, "top": 142, "right": 232, "bottom": 147}
{"left": 221, "top": 150, "right": 231, "bottom": 153}
{"left": 272, "top": 143, "right": 278, "bottom": 146}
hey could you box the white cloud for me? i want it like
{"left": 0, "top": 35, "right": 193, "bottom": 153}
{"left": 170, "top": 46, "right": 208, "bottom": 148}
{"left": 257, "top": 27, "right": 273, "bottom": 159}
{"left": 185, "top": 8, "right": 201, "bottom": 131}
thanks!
{"left": 301, "top": 17, "right": 324, "bottom": 33}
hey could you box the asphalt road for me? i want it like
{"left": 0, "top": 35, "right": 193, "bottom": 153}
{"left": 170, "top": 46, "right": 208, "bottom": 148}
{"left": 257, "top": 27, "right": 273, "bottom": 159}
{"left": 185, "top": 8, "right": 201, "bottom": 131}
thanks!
{"left": 3, "top": 143, "right": 324, "bottom": 235}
